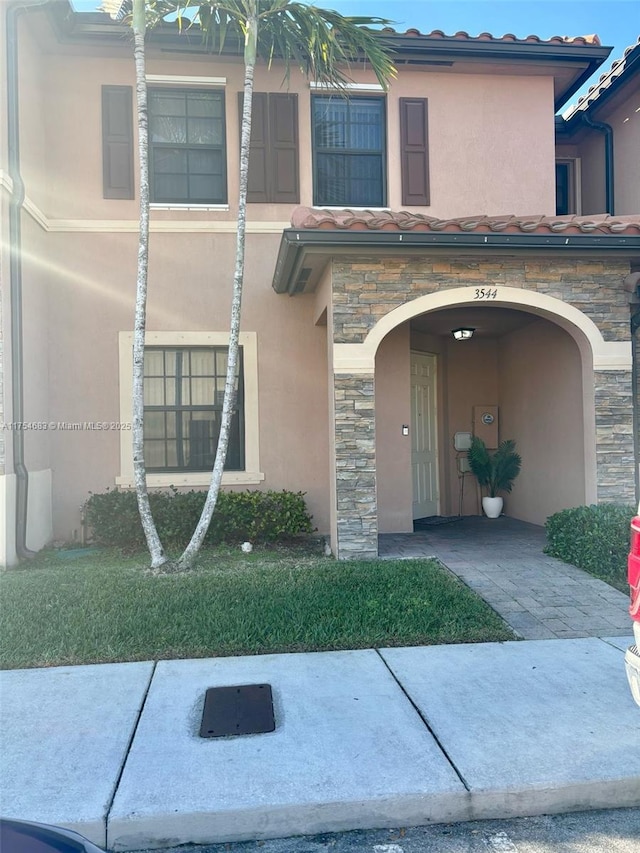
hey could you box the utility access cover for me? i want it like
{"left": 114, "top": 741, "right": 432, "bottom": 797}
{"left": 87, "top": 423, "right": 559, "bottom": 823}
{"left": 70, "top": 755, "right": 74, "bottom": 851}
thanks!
{"left": 200, "top": 684, "right": 275, "bottom": 738}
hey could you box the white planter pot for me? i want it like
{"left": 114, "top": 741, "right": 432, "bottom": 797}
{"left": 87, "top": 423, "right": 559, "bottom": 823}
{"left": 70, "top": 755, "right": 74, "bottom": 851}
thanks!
{"left": 482, "top": 496, "right": 503, "bottom": 518}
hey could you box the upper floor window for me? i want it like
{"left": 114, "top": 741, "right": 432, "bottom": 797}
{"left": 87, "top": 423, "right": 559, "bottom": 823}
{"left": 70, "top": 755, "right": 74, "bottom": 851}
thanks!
{"left": 312, "top": 96, "right": 386, "bottom": 207}
{"left": 149, "top": 89, "right": 227, "bottom": 204}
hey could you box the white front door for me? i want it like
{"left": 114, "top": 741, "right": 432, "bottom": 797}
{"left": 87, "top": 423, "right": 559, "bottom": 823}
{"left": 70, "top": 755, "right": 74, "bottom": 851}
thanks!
{"left": 411, "top": 352, "right": 439, "bottom": 519}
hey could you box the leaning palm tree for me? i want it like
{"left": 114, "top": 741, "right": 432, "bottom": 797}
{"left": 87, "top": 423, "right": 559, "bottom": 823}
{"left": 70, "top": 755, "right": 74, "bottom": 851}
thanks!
{"left": 175, "top": 1, "right": 395, "bottom": 569}
{"left": 103, "top": 0, "right": 172, "bottom": 570}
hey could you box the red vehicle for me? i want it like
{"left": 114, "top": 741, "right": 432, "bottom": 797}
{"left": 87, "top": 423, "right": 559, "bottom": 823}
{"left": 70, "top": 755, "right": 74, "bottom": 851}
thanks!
{"left": 626, "top": 502, "right": 640, "bottom": 706}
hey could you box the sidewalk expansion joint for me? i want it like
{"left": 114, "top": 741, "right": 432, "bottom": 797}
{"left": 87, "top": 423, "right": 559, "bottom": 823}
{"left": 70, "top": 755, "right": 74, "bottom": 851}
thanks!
{"left": 374, "top": 648, "right": 471, "bottom": 792}
{"left": 104, "top": 660, "right": 158, "bottom": 845}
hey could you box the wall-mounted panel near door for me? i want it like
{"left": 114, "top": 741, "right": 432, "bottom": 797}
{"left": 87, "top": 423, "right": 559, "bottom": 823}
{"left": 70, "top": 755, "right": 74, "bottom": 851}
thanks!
{"left": 411, "top": 351, "right": 439, "bottom": 519}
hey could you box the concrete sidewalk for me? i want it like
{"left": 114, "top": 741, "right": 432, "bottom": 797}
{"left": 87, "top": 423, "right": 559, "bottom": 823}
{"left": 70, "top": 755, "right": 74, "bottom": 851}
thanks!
{"left": 1, "top": 638, "right": 639, "bottom": 852}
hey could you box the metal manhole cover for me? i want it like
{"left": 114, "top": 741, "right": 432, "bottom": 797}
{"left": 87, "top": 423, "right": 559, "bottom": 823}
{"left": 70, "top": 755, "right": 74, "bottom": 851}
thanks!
{"left": 200, "top": 684, "right": 275, "bottom": 738}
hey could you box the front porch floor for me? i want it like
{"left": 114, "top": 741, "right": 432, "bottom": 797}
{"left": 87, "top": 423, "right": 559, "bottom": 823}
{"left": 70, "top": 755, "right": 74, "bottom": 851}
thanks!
{"left": 379, "top": 516, "right": 631, "bottom": 641}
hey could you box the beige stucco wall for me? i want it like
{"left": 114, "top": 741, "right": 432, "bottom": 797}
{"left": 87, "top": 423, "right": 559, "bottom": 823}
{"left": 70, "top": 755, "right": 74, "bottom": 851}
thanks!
{"left": 43, "top": 229, "right": 330, "bottom": 540}
{"left": 36, "top": 40, "right": 557, "bottom": 222}
{"left": 0, "top": 475, "right": 17, "bottom": 565}
{"left": 22, "top": 215, "right": 51, "bottom": 473}
{"left": 573, "top": 76, "right": 640, "bottom": 216}
{"left": 16, "top": 15, "right": 49, "bottom": 213}
{"left": 576, "top": 131, "right": 606, "bottom": 215}
{"left": 603, "top": 76, "right": 640, "bottom": 215}
{"left": 498, "top": 319, "right": 586, "bottom": 524}
{"left": 0, "top": 8, "right": 12, "bottom": 472}
{"left": 402, "top": 73, "right": 556, "bottom": 217}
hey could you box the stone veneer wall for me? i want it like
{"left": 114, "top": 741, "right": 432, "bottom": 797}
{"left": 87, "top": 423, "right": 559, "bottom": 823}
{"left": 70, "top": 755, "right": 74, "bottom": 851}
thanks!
{"left": 330, "top": 254, "right": 635, "bottom": 557}
{"left": 594, "top": 371, "right": 636, "bottom": 503}
{"left": 332, "top": 257, "right": 631, "bottom": 343}
{"left": 334, "top": 373, "right": 377, "bottom": 558}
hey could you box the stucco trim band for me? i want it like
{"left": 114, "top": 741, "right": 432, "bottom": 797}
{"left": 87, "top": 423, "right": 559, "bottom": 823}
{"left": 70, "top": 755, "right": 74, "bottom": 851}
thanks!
{"left": 0, "top": 179, "right": 289, "bottom": 233}
{"left": 146, "top": 75, "right": 227, "bottom": 86}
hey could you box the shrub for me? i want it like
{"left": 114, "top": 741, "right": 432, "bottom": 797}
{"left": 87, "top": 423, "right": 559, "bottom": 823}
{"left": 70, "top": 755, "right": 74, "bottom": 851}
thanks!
{"left": 83, "top": 488, "right": 314, "bottom": 552}
{"left": 544, "top": 503, "right": 635, "bottom": 585}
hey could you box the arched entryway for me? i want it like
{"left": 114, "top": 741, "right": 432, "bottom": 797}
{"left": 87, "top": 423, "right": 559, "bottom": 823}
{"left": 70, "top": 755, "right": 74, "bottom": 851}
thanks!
{"left": 331, "top": 285, "right": 633, "bottom": 558}
{"left": 376, "top": 304, "right": 590, "bottom": 532}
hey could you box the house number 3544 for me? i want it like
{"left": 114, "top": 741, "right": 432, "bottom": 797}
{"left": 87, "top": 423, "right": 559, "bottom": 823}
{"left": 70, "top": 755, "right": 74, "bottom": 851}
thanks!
{"left": 474, "top": 288, "right": 498, "bottom": 299}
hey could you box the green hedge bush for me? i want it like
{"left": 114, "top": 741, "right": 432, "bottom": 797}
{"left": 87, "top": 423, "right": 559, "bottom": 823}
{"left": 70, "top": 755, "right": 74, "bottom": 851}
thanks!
{"left": 544, "top": 503, "right": 635, "bottom": 587}
{"left": 83, "top": 488, "right": 314, "bottom": 551}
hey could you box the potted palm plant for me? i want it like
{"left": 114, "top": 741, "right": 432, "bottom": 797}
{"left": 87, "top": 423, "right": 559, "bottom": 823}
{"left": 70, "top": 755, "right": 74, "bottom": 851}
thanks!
{"left": 467, "top": 437, "right": 522, "bottom": 518}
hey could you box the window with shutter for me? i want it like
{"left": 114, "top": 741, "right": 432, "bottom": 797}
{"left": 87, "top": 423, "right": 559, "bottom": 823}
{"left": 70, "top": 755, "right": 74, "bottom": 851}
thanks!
{"left": 102, "top": 86, "right": 134, "bottom": 199}
{"left": 400, "top": 98, "right": 430, "bottom": 207}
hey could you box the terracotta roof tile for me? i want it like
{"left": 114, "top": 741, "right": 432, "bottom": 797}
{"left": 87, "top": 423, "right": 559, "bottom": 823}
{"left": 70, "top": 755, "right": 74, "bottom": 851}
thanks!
{"left": 290, "top": 208, "right": 640, "bottom": 237}
{"left": 380, "top": 28, "right": 602, "bottom": 47}
{"left": 563, "top": 36, "right": 640, "bottom": 117}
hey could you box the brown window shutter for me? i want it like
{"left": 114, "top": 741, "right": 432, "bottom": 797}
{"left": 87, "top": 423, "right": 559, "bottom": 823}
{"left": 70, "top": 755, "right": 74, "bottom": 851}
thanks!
{"left": 400, "top": 98, "right": 430, "bottom": 206}
{"left": 240, "top": 92, "right": 268, "bottom": 203}
{"left": 102, "top": 86, "right": 134, "bottom": 199}
{"left": 269, "top": 94, "right": 299, "bottom": 203}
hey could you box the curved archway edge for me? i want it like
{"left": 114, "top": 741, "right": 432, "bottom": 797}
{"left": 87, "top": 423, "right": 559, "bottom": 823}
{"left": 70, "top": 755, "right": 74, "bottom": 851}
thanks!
{"left": 333, "top": 286, "right": 631, "bottom": 372}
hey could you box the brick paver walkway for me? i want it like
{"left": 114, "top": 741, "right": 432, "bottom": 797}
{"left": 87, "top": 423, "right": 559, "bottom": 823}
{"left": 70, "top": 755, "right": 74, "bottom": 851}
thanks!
{"left": 379, "top": 516, "right": 631, "bottom": 640}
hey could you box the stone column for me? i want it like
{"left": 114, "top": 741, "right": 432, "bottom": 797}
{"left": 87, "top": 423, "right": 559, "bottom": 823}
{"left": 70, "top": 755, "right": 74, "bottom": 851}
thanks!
{"left": 594, "top": 369, "right": 636, "bottom": 504}
{"left": 333, "top": 372, "right": 378, "bottom": 559}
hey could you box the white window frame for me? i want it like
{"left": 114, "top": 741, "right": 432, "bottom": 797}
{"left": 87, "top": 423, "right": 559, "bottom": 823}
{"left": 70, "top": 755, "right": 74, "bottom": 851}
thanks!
{"left": 117, "top": 331, "right": 263, "bottom": 488}
{"left": 148, "top": 86, "right": 228, "bottom": 207}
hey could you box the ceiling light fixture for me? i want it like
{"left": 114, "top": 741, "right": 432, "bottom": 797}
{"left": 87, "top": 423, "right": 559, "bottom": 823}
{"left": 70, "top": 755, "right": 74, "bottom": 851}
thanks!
{"left": 452, "top": 327, "right": 475, "bottom": 341}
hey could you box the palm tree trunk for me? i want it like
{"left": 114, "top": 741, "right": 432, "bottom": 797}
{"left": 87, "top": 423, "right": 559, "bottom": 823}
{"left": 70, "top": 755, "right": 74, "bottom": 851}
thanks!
{"left": 177, "top": 13, "right": 258, "bottom": 570}
{"left": 131, "top": 0, "right": 168, "bottom": 570}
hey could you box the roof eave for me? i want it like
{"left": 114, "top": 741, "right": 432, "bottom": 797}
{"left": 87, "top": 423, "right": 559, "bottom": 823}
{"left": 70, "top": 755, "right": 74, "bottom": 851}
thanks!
{"left": 561, "top": 41, "right": 640, "bottom": 130}
{"left": 45, "top": 4, "right": 610, "bottom": 101}
{"left": 272, "top": 228, "right": 640, "bottom": 295}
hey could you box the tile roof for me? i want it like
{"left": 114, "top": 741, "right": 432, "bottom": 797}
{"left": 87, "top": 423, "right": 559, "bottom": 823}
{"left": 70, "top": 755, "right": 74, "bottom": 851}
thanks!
{"left": 291, "top": 208, "right": 640, "bottom": 236}
{"left": 563, "top": 37, "right": 640, "bottom": 118}
{"left": 379, "top": 28, "right": 602, "bottom": 47}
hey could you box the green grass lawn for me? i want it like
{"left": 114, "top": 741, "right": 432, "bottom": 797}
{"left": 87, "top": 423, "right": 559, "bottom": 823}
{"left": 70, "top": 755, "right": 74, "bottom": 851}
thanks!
{"left": 0, "top": 546, "right": 514, "bottom": 669}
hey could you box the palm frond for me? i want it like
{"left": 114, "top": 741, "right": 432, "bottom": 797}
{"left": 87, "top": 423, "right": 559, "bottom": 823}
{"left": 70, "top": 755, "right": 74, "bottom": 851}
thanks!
{"left": 181, "top": 0, "right": 396, "bottom": 89}
{"left": 101, "top": 0, "right": 189, "bottom": 28}
{"left": 101, "top": 0, "right": 127, "bottom": 19}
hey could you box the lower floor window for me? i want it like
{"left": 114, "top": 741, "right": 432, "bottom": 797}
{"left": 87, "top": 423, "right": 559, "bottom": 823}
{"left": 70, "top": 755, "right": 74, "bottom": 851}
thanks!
{"left": 143, "top": 346, "right": 244, "bottom": 472}
{"left": 118, "top": 331, "right": 262, "bottom": 487}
